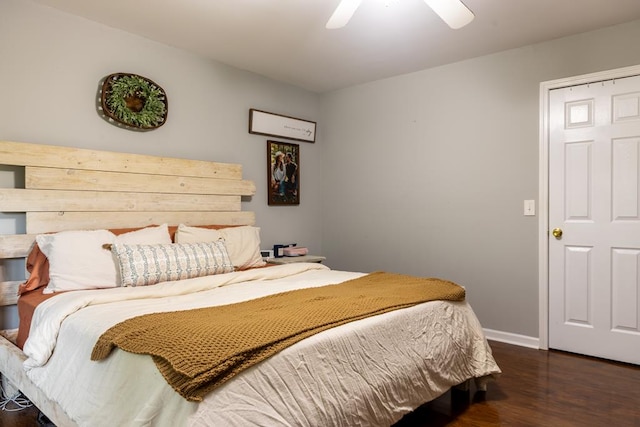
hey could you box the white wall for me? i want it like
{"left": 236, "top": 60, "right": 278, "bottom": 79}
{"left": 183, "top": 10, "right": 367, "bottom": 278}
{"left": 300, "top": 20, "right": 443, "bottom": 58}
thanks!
{"left": 320, "top": 20, "right": 640, "bottom": 339}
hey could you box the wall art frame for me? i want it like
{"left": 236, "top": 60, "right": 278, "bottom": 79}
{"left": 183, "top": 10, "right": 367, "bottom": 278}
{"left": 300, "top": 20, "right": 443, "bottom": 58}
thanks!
{"left": 250, "top": 109, "right": 316, "bottom": 143}
{"left": 267, "top": 140, "right": 300, "bottom": 206}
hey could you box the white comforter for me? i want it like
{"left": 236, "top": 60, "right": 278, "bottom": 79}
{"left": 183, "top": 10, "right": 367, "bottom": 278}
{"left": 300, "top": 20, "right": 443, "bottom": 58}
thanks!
{"left": 23, "top": 263, "right": 500, "bottom": 427}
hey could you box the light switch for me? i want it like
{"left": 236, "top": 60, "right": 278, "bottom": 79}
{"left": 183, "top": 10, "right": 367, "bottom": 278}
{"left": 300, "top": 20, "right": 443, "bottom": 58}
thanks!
{"left": 524, "top": 200, "right": 535, "bottom": 216}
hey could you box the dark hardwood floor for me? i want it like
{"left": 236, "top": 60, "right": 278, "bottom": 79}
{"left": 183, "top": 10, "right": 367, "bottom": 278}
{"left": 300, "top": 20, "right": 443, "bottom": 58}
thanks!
{"left": 397, "top": 341, "right": 640, "bottom": 427}
{"left": 2, "top": 340, "right": 639, "bottom": 426}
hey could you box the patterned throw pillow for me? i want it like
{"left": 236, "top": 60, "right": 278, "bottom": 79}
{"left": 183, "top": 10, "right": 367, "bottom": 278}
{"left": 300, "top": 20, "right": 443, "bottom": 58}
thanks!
{"left": 112, "top": 241, "right": 234, "bottom": 287}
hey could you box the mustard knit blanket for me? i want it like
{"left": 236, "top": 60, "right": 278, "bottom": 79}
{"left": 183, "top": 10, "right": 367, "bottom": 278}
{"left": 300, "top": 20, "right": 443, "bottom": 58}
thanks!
{"left": 91, "top": 271, "right": 465, "bottom": 401}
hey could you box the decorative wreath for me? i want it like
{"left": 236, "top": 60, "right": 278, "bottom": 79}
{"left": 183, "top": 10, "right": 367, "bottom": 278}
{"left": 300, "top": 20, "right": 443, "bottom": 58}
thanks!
{"left": 101, "top": 73, "right": 168, "bottom": 130}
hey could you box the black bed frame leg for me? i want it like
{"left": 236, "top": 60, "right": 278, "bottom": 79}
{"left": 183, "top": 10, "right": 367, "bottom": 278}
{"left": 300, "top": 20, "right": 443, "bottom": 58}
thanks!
{"left": 450, "top": 380, "right": 471, "bottom": 413}
{"left": 37, "top": 410, "right": 55, "bottom": 427}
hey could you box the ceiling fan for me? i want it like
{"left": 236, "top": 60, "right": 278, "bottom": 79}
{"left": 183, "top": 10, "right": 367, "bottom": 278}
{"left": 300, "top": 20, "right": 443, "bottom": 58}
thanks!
{"left": 326, "top": 0, "right": 475, "bottom": 30}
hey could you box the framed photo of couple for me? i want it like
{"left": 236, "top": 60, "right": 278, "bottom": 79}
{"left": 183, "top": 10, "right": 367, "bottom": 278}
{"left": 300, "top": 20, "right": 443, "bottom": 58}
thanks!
{"left": 267, "top": 140, "right": 299, "bottom": 206}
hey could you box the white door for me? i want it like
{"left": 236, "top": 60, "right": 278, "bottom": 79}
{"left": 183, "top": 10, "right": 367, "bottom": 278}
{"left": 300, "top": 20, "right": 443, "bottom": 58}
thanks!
{"left": 549, "top": 75, "right": 640, "bottom": 365}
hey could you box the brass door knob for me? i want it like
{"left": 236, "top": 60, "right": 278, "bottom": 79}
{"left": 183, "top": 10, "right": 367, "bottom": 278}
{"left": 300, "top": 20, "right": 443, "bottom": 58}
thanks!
{"left": 552, "top": 228, "right": 563, "bottom": 239}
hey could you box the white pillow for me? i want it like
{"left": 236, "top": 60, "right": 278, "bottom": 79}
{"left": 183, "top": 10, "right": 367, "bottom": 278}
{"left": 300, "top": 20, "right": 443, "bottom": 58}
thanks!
{"left": 174, "top": 224, "right": 222, "bottom": 244}
{"left": 37, "top": 229, "right": 117, "bottom": 293}
{"left": 219, "top": 226, "right": 265, "bottom": 270}
{"left": 175, "top": 224, "right": 265, "bottom": 270}
{"left": 116, "top": 224, "right": 171, "bottom": 245}
{"left": 38, "top": 225, "right": 174, "bottom": 293}
{"left": 112, "top": 241, "right": 234, "bottom": 287}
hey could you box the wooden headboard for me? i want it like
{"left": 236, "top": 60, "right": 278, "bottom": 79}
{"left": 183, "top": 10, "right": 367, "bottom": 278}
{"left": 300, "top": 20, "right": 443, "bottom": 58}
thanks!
{"left": 0, "top": 140, "right": 256, "bottom": 308}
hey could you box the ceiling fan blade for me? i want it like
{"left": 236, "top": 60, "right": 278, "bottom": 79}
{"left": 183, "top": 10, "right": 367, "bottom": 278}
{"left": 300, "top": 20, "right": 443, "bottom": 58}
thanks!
{"left": 423, "top": 0, "right": 474, "bottom": 29}
{"left": 326, "top": 0, "right": 363, "bottom": 29}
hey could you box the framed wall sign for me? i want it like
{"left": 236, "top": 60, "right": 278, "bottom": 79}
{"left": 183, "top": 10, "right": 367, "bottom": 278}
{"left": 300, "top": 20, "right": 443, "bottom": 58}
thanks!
{"left": 249, "top": 109, "right": 316, "bottom": 143}
{"left": 268, "top": 140, "right": 300, "bottom": 205}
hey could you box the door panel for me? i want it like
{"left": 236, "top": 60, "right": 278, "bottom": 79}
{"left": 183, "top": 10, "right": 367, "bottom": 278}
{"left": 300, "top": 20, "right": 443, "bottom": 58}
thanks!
{"left": 549, "top": 75, "right": 640, "bottom": 365}
{"left": 612, "top": 137, "right": 640, "bottom": 219}
{"left": 611, "top": 248, "right": 640, "bottom": 332}
{"left": 564, "top": 245, "right": 592, "bottom": 326}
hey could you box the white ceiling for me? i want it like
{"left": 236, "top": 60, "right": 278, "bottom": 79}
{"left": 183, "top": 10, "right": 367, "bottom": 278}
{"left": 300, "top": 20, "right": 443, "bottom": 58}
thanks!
{"left": 32, "top": 0, "right": 640, "bottom": 93}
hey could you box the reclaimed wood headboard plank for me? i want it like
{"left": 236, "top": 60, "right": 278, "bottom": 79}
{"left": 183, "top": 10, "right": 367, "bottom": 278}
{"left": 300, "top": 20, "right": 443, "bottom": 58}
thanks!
{"left": 0, "top": 281, "right": 21, "bottom": 306}
{"left": 0, "top": 140, "right": 243, "bottom": 180}
{"left": 25, "top": 211, "right": 256, "bottom": 234}
{"left": 0, "top": 189, "right": 241, "bottom": 212}
{"left": 25, "top": 167, "right": 256, "bottom": 196}
{"left": 0, "top": 235, "right": 35, "bottom": 259}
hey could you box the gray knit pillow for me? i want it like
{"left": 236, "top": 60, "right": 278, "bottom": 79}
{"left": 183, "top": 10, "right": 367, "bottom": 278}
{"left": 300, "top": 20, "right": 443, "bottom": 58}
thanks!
{"left": 112, "top": 241, "right": 234, "bottom": 287}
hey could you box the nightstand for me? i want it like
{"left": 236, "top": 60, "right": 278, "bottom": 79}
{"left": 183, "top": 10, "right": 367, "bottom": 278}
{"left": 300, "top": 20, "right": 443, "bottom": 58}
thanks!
{"left": 268, "top": 255, "right": 326, "bottom": 264}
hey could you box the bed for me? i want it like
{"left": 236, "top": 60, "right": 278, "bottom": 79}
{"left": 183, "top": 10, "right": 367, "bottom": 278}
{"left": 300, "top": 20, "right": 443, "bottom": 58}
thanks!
{"left": 0, "top": 140, "right": 500, "bottom": 426}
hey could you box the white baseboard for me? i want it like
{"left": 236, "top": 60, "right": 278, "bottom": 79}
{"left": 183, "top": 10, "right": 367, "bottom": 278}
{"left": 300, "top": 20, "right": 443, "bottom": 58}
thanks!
{"left": 483, "top": 328, "right": 540, "bottom": 349}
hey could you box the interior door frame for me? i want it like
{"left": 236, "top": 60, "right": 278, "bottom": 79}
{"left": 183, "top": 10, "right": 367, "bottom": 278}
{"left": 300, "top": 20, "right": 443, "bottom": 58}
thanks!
{"left": 538, "top": 64, "right": 640, "bottom": 350}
